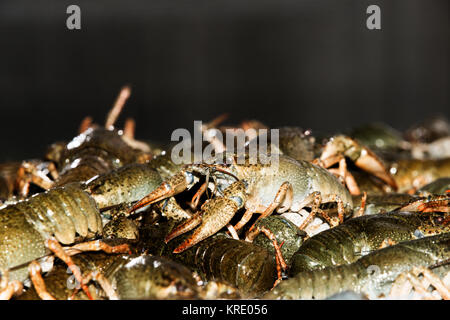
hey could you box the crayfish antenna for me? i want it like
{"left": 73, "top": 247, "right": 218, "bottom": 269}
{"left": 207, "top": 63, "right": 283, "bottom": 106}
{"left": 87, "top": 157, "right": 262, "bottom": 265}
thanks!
{"left": 204, "top": 113, "right": 229, "bottom": 130}
{"left": 105, "top": 85, "right": 131, "bottom": 130}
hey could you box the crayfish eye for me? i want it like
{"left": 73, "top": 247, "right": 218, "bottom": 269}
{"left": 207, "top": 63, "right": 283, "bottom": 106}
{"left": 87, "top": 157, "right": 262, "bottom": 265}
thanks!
{"left": 229, "top": 196, "right": 244, "bottom": 207}
{"left": 184, "top": 171, "right": 195, "bottom": 185}
{"left": 413, "top": 229, "right": 425, "bottom": 239}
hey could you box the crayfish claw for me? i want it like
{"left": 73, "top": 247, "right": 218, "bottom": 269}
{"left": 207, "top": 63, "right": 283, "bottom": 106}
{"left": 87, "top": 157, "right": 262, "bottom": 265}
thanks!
{"left": 164, "top": 213, "right": 202, "bottom": 244}
{"left": 129, "top": 170, "right": 195, "bottom": 214}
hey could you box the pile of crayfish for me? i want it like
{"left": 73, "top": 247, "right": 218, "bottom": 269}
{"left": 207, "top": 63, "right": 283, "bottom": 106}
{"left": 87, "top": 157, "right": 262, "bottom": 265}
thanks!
{"left": 0, "top": 86, "right": 449, "bottom": 300}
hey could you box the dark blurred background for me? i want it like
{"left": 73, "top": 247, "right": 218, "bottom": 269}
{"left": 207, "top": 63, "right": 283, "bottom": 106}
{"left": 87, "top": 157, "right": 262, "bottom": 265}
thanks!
{"left": 0, "top": 0, "right": 448, "bottom": 161}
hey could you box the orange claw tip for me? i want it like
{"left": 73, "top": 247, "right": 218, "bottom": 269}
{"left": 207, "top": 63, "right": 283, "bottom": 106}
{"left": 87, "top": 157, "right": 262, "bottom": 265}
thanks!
{"left": 164, "top": 231, "right": 179, "bottom": 244}
{"left": 172, "top": 239, "right": 195, "bottom": 253}
{"left": 172, "top": 246, "right": 187, "bottom": 254}
{"left": 163, "top": 236, "right": 171, "bottom": 244}
{"left": 128, "top": 200, "right": 147, "bottom": 214}
{"left": 387, "top": 176, "right": 398, "bottom": 191}
{"left": 130, "top": 183, "right": 175, "bottom": 214}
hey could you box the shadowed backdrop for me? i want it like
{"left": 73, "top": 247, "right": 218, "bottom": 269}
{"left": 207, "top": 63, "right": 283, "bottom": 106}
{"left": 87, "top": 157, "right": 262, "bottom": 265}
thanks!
{"left": 0, "top": 0, "right": 448, "bottom": 161}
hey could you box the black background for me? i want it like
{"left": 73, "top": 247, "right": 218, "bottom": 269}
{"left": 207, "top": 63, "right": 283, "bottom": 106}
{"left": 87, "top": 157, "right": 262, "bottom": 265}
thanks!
{"left": 0, "top": 0, "right": 448, "bottom": 161}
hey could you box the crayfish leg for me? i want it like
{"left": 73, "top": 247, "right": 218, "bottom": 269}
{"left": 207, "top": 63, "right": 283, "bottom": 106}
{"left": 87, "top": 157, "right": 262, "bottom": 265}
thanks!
{"left": 295, "top": 192, "right": 342, "bottom": 230}
{"left": 233, "top": 208, "right": 256, "bottom": 231}
{"left": 246, "top": 181, "right": 293, "bottom": 232}
{"left": 298, "top": 192, "right": 322, "bottom": 230}
{"left": 269, "top": 182, "right": 293, "bottom": 215}
{"left": 0, "top": 269, "right": 23, "bottom": 300}
{"left": 65, "top": 240, "right": 132, "bottom": 256}
{"left": 273, "top": 254, "right": 283, "bottom": 289}
{"left": 226, "top": 224, "right": 239, "bottom": 240}
{"left": 324, "top": 193, "right": 346, "bottom": 224}
{"left": 389, "top": 266, "right": 450, "bottom": 300}
{"left": 338, "top": 158, "right": 361, "bottom": 196}
{"left": 354, "top": 192, "right": 367, "bottom": 217}
{"left": 190, "top": 181, "right": 208, "bottom": 210}
{"left": 389, "top": 273, "right": 413, "bottom": 299}
{"left": 75, "top": 270, "right": 119, "bottom": 300}
{"left": 45, "top": 239, "right": 93, "bottom": 300}
{"left": 412, "top": 267, "right": 450, "bottom": 300}
{"left": 244, "top": 225, "right": 287, "bottom": 289}
{"left": 16, "top": 161, "right": 55, "bottom": 198}
{"left": 246, "top": 226, "right": 287, "bottom": 272}
{"left": 401, "top": 196, "right": 450, "bottom": 213}
{"left": 28, "top": 261, "right": 55, "bottom": 300}
{"left": 405, "top": 271, "right": 436, "bottom": 299}
{"left": 326, "top": 158, "right": 361, "bottom": 196}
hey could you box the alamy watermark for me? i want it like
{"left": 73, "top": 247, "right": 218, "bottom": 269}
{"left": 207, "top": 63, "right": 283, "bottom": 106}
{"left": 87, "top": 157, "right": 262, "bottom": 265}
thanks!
{"left": 367, "top": 264, "right": 381, "bottom": 277}
{"left": 66, "top": 5, "right": 381, "bottom": 31}
{"left": 366, "top": 5, "right": 381, "bottom": 30}
{"left": 66, "top": 5, "right": 81, "bottom": 30}
{"left": 170, "top": 121, "right": 279, "bottom": 167}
